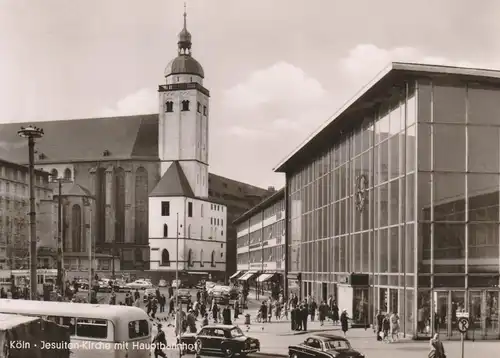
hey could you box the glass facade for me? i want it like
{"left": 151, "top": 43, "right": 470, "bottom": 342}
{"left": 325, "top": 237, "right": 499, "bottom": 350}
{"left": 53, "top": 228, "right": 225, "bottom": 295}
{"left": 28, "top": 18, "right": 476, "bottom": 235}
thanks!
{"left": 287, "top": 78, "right": 500, "bottom": 340}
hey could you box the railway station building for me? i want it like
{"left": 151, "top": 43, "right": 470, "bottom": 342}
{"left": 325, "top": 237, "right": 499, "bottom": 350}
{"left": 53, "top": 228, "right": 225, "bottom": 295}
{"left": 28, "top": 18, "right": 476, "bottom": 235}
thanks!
{"left": 274, "top": 63, "right": 500, "bottom": 340}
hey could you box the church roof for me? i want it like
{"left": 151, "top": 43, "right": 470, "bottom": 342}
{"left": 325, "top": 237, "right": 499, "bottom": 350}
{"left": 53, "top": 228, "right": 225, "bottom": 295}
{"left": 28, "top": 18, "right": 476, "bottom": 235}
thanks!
{"left": 149, "top": 161, "right": 194, "bottom": 198}
{"left": 50, "top": 182, "right": 92, "bottom": 197}
{"left": 0, "top": 114, "right": 158, "bottom": 164}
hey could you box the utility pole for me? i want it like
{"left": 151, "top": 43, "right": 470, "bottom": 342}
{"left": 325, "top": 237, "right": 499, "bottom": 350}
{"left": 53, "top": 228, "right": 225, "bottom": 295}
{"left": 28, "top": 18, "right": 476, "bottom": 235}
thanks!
{"left": 18, "top": 125, "right": 44, "bottom": 300}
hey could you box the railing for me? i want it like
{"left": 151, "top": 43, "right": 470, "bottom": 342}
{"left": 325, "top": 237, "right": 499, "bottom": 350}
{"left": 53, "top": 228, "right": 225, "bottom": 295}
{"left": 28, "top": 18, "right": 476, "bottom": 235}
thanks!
{"left": 158, "top": 83, "right": 210, "bottom": 97}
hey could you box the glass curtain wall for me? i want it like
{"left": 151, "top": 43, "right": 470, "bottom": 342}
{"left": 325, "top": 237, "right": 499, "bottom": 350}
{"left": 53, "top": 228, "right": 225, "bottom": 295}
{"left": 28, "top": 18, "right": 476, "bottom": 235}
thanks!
{"left": 416, "top": 81, "right": 500, "bottom": 340}
{"left": 287, "top": 82, "right": 417, "bottom": 336}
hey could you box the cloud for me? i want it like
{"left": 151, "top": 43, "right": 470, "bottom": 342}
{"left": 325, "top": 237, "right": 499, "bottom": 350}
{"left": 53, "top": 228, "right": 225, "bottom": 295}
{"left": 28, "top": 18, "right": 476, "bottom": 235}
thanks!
{"left": 98, "top": 88, "right": 157, "bottom": 117}
{"left": 224, "top": 62, "right": 326, "bottom": 110}
{"left": 220, "top": 62, "right": 330, "bottom": 139}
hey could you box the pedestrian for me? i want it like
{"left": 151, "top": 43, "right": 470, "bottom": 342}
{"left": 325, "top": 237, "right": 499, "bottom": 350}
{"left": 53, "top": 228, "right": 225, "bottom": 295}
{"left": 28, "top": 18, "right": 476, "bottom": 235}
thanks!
{"left": 160, "top": 294, "right": 166, "bottom": 312}
{"left": 375, "top": 310, "right": 384, "bottom": 341}
{"left": 340, "top": 309, "right": 350, "bottom": 337}
{"left": 134, "top": 289, "right": 140, "bottom": 301}
{"left": 259, "top": 301, "right": 267, "bottom": 323}
{"left": 152, "top": 323, "right": 167, "bottom": 358}
{"left": 318, "top": 301, "right": 328, "bottom": 326}
{"left": 233, "top": 300, "right": 239, "bottom": 320}
{"left": 151, "top": 297, "right": 158, "bottom": 319}
{"left": 202, "top": 313, "right": 209, "bottom": 327}
{"left": 267, "top": 300, "right": 273, "bottom": 322}
{"left": 212, "top": 302, "right": 219, "bottom": 323}
{"left": 146, "top": 298, "right": 152, "bottom": 316}
{"left": 382, "top": 314, "right": 390, "bottom": 342}
{"left": 309, "top": 298, "right": 317, "bottom": 322}
{"left": 301, "top": 303, "right": 308, "bottom": 331}
{"left": 332, "top": 301, "right": 339, "bottom": 325}
{"left": 169, "top": 298, "right": 175, "bottom": 317}
{"left": 290, "top": 306, "right": 297, "bottom": 330}
{"left": 222, "top": 305, "right": 232, "bottom": 325}
{"left": 390, "top": 312, "right": 400, "bottom": 342}
{"left": 428, "top": 333, "right": 446, "bottom": 358}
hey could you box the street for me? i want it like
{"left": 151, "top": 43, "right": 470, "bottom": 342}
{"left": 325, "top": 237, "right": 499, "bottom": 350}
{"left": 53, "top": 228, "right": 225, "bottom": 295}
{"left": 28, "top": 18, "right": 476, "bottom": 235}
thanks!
{"left": 75, "top": 288, "right": 499, "bottom": 357}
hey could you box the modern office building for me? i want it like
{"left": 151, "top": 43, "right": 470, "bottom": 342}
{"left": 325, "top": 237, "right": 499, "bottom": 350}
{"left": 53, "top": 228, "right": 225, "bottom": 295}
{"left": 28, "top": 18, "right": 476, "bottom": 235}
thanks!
{"left": 0, "top": 158, "right": 53, "bottom": 269}
{"left": 233, "top": 188, "right": 286, "bottom": 296}
{"left": 274, "top": 62, "right": 500, "bottom": 340}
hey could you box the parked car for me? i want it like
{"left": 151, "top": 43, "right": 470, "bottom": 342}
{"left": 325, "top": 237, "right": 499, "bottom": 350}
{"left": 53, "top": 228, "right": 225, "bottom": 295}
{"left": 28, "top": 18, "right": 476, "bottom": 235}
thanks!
{"left": 211, "top": 287, "right": 230, "bottom": 305}
{"left": 97, "top": 280, "right": 112, "bottom": 292}
{"left": 205, "top": 281, "right": 216, "bottom": 291}
{"left": 125, "top": 279, "right": 153, "bottom": 290}
{"left": 113, "top": 279, "right": 127, "bottom": 292}
{"left": 172, "top": 279, "right": 181, "bottom": 289}
{"left": 158, "top": 279, "right": 167, "bottom": 287}
{"left": 76, "top": 279, "right": 89, "bottom": 290}
{"left": 176, "top": 288, "right": 192, "bottom": 303}
{"left": 195, "top": 325, "right": 260, "bottom": 357}
{"left": 288, "top": 334, "right": 365, "bottom": 358}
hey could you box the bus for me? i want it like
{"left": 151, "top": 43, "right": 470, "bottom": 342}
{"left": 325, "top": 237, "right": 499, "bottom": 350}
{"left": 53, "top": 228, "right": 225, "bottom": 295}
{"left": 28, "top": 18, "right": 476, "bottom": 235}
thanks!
{"left": 0, "top": 269, "right": 58, "bottom": 291}
{"left": 0, "top": 299, "right": 151, "bottom": 358}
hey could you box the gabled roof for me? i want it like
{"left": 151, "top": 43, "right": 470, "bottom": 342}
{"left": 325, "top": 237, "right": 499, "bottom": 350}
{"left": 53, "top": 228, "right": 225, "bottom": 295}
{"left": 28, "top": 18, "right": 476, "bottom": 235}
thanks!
{"left": 149, "top": 161, "right": 194, "bottom": 197}
{"left": 0, "top": 114, "right": 158, "bottom": 164}
{"left": 50, "top": 182, "right": 92, "bottom": 197}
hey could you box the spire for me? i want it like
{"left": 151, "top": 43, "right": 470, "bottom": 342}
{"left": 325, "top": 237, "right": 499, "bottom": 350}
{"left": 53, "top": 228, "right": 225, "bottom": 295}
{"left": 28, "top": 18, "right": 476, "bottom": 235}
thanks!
{"left": 178, "top": 2, "right": 192, "bottom": 54}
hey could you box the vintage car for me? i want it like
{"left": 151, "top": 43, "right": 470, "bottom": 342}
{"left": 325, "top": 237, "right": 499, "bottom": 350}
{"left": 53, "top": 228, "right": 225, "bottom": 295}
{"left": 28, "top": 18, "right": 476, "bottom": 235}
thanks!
{"left": 288, "top": 334, "right": 365, "bottom": 358}
{"left": 211, "top": 287, "right": 230, "bottom": 305}
{"left": 158, "top": 279, "right": 167, "bottom": 287}
{"left": 125, "top": 279, "right": 153, "bottom": 290}
{"left": 176, "top": 288, "right": 192, "bottom": 303}
{"left": 195, "top": 325, "right": 260, "bottom": 357}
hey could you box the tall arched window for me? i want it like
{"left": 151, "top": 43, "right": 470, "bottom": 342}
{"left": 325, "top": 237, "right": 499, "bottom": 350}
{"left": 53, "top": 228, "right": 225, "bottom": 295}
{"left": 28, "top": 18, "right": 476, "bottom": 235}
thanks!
{"left": 188, "top": 224, "right": 191, "bottom": 238}
{"left": 188, "top": 249, "right": 193, "bottom": 267}
{"left": 50, "top": 169, "right": 58, "bottom": 179}
{"left": 201, "top": 204, "right": 204, "bottom": 217}
{"left": 134, "top": 167, "right": 148, "bottom": 244}
{"left": 211, "top": 250, "right": 215, "bottom": 267}
{"left": 200, "top": 249, "right": 204, "bottom": 266}
{"left": 64, "top": 168, "right": 71, "bottom": 180}
{"left": 161, "top": 249, "right": 170, "bottom": 266}
{"left": 163, "top": 224, "right": 168, "bottom": 237}
{"left": 71, "top": 204, "right": 82, "bottom": 252}
{"left": 114, "top": 167, "right": 125, "bottom": 243}
{"left": 200, "top": 226, "right": 203, "bottom": 239}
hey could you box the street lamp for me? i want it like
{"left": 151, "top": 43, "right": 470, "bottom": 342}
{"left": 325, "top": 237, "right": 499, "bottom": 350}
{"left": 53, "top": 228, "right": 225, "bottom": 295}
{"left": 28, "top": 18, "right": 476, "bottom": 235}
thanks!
{"left": 17, "top": 125, "right": 44, "bottom": 300}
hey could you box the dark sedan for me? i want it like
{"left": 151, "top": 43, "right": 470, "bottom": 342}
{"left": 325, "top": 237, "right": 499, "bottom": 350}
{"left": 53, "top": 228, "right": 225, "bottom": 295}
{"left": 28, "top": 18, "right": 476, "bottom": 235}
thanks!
{"left": 288, "top": 334, "right": 365, "bottom": 358}
{"left": 195, "top": 325, "right": 260, "bottom": 357}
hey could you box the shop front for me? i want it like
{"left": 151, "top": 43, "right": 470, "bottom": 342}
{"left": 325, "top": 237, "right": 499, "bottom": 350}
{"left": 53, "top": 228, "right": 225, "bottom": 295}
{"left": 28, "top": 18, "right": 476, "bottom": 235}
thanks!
{"left": 337, "top": 273, "right": 370, "bottom": 328}
{"left": 417, "top": 287, "right": 500, "bottom": 340}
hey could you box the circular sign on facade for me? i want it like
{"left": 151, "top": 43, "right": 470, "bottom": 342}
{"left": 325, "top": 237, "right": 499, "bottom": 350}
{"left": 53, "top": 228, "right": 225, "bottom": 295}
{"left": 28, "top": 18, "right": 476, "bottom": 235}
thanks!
{"left": 457, "top": 317, "right": 469, "bottom": 333}
{"left": 355, "top": 174, "right": 368, "bottom": 212}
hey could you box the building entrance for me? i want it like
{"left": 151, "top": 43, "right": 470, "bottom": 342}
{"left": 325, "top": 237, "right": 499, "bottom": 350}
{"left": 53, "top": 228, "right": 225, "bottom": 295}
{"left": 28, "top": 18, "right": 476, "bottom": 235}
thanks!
{"left": 432, "top": 289, "right": 500, "bottom": 340}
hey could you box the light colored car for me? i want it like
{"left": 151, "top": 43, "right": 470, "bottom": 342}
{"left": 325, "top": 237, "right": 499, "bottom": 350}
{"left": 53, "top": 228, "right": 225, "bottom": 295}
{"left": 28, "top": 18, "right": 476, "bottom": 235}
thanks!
{"left": 172, "top": 279, "right": 181, "bottom": 288}
{"left": 145, "top": 288, "right": 156, "bottom": 297}
{"left": 125, "top": 279, "right": 153, "bottom": 290}
{"left": 158, "top": 279, "right": 167, "bottom": 287}
{"left": 205, "top": 281, "right": 216, "bottom": 291}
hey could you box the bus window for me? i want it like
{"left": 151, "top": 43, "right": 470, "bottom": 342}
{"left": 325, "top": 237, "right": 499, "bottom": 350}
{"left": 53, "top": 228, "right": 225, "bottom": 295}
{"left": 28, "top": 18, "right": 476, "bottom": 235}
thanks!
{"left": 128, "top": 320, "right": 149, "bottom": 339}
{"left": 62, "top": 317, "right": 76, "bottom": 336}
{"left": 76, "top": 318, "right": 108, "bottom": 339}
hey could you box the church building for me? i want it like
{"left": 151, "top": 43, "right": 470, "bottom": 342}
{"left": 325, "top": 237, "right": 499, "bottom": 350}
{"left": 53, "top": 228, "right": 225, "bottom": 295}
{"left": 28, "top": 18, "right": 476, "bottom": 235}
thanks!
{"left": 0, "top": 11, "right": 270, "bottom": 279}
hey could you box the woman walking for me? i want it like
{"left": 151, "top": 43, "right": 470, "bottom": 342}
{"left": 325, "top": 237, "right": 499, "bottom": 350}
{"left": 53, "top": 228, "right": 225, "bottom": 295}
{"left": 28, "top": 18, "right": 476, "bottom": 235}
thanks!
{"left": 340, "top": 309, "right": 350, "bottom": 337}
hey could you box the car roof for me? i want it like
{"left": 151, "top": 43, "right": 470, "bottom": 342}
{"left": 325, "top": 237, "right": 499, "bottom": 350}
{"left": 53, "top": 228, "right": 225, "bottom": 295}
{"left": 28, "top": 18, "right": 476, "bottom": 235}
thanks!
{"left": 311, "top": 333, "right": 347, "bottom": 341}
{"left": 202, "top": 324, "right": 238, "bottom": 330}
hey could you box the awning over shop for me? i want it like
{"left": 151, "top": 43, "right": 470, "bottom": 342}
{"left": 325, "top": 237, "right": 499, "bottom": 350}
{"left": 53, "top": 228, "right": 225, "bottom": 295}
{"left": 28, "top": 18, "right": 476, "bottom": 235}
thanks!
{"left": 229, "top": 271, "right": 244, "bottom": 279}
{"left": 238, "top": 271, "right": 257, "bottom": 281}
{"left": 257, "top": 273, "right": 274, "bottom": 282}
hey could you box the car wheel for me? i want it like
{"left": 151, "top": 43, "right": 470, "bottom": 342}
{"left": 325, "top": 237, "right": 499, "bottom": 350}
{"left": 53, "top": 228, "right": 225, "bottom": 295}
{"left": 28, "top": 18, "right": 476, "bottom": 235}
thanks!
{"left": 289, "top": 353, "right": 298, "bottom": 358}
{"left": 224, "top": 347, "right": 234, "bottom": 358}
{"left": 195, "top": 339, "right": 202, "bottom": 355}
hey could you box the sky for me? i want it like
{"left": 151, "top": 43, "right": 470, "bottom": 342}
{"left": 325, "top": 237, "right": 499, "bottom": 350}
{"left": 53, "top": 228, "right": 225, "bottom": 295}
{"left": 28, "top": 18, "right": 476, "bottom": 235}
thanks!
{"left": 1, "top": 0, "right": 500, "bottom": 189}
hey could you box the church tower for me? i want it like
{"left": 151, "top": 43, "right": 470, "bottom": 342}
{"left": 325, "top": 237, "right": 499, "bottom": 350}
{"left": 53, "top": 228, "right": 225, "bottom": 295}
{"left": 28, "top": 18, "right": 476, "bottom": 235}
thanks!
{"left": 158, "top": 6, "right": 209, "bottom": 198}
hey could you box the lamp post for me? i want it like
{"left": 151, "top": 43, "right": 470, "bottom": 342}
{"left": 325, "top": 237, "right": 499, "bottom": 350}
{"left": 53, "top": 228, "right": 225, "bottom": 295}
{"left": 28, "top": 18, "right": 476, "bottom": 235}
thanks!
{"left": 18, "top": 125, "right": 44, "bottom": 300}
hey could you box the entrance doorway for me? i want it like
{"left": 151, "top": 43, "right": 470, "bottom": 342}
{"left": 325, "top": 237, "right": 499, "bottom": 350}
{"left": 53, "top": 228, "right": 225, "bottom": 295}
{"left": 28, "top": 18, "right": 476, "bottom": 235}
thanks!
{"left": 432, "top": 290, "right": 500, "bottom": 340}
{"left": 322, "top": 283, "right": 327, "bottom": 302}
